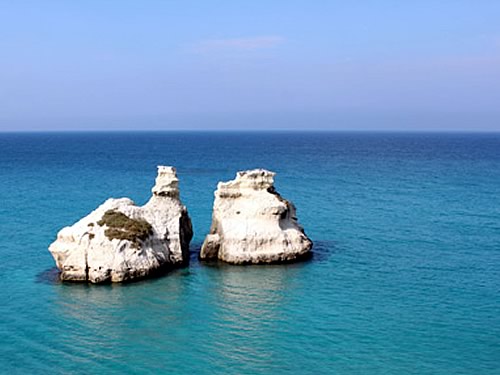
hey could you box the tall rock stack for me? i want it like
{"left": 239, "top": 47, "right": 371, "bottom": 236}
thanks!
{"left": 48, "top": 166, "right": 193, "bottom": 283}
{"left": 200, "top": 169, "right": 312, "bottom": 264}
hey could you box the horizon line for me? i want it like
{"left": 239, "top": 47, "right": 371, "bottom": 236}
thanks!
{"left": 1, "top": 129, "right": 499, "bottom": 134}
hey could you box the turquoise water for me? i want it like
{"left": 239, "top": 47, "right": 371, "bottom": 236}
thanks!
{"left": 0, "top": 132, "right": 499, "bottom": 374}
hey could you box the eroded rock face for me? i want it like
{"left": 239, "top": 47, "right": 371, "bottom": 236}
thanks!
{"left": 48, "top": 166, "right": 193, "bottom": 283}
{"left": 200, "top": 169, "right": 312, "bottom": 264}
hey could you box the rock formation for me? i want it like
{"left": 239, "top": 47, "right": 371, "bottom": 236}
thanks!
{"left": 200, "top": 169, "right": 312, "bottom": 264}
{"left": 49, "top": 166, "right": 193, "bottom": 283}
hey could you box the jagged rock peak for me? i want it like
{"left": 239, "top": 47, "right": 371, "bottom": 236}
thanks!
{"left": 152, "top": 165, "right": 180, "bottom": 198}
{"left": 219, "top": 169, "right": 275, "bottom": 190}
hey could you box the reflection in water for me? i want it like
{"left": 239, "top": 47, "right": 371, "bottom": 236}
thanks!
{"left": 49, "top": 268, "right": 194, "bottom": 372}
{"left": 35, "top": 251, "right": 316, "bottom": 373}
{"left": 205, "top": 262, "right": 308, "bottom": 372}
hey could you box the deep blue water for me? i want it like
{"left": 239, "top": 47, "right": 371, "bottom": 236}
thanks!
{"left": 0, "top": 132, "right": 499, "bottom": 374}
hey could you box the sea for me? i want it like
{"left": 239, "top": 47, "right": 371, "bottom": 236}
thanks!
{"left": 0, "top": 131, "right": 499, "bottom": 374}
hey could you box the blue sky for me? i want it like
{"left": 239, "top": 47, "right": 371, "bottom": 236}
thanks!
{"left": 1, "top": 1, "right": 499, "bottom": 131}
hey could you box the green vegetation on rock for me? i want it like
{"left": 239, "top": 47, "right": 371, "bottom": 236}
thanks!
{"left": 97, "top": 210, "right": 153, "bottom": 248}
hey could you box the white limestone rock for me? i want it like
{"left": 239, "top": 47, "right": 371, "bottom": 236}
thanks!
{"left": 49, "top": 166, "right": 193, "bottom": 283}
{"left": 200, "top": 169, "right": 312, "bottom": 264}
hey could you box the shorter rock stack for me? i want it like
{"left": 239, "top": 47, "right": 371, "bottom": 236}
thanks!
{"left": 200, "top": 169, "right": 312, "bottom": 264}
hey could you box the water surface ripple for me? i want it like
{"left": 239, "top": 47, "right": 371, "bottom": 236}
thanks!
{"left": 0, "top": 132, "right": 499, "bottom": 374}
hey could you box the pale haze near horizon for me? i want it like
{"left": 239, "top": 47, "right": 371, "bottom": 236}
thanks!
{"left": 1, "top": 1, "right": 499, "bottom": 132}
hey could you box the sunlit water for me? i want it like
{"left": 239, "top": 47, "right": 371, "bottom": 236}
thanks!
{"left": 0, "top": 132, "right": 499, "bottom": 374}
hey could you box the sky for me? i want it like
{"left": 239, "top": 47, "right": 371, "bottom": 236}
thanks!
{"left": 1, "top": 0, "right": 499, "bottom": 131}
